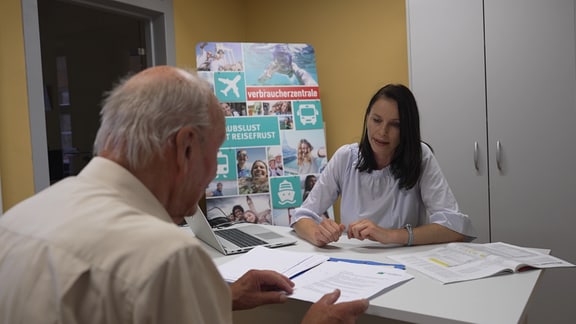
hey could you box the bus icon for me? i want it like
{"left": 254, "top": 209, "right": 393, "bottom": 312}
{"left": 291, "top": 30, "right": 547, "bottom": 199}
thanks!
{"left": 217, "top": 151, "right": 229, "bottom": 176}
{"left": 297, "top": 103, "right": 318, "bottom": 125}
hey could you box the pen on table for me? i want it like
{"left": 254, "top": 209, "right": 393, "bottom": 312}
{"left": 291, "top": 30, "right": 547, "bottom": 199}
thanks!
{"left": 328, "top": 257, "right": 406, "bottom": 270}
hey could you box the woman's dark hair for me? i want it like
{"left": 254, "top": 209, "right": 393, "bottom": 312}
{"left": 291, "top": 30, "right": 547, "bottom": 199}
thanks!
{"left": 357, "top": 84, "right": 422, "bottom": 190}
{"left": 232, "top": 205, "right": 244, "bottom": 214}
{"left": 304, "top": 175, "right": 317, "bottom": 191}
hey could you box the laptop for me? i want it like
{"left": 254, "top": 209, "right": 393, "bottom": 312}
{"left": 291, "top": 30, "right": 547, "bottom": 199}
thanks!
{"left": 185, "top": 207, "right": 297, "bottom": 255}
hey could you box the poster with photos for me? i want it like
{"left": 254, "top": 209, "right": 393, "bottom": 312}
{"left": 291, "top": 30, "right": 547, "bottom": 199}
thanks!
{"left": 197, "top": 42, "right": 333, "bottom": 227}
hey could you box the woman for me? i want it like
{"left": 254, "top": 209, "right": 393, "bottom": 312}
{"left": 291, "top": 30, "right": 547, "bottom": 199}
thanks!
{"left": 238, "top": 160, "right": 269, "bottom": 194}
{"left": 242, "top": 196, "right": 272, "bottom": 224}
{"left": 303, "top": 175, "right": 330, "bottom": 219}
{"left": 291, "top": 84, "right": 477, "bottom": 247}
{"left": 297, "top": 139, "right": 326, "bottom": 174}
{"left": 243, "top": 210, "right": 259, "bottom": 223}
{"left": 302, "top": 174, "right": 317, "bottom": 201}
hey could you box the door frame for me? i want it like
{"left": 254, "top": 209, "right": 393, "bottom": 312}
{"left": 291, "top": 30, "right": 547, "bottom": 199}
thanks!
{"left": 21, "top": 0, "right": 175, "bottom": 192}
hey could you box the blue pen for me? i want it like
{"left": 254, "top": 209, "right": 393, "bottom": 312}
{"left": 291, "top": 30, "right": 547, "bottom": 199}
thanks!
{"left": 328, "top": 257, "right": 406, "bottom": 270}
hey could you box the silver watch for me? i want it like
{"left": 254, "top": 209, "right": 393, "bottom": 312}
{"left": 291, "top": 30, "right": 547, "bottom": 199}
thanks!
{"left": 404, "top": 224, "right": 413, "bottom": 246}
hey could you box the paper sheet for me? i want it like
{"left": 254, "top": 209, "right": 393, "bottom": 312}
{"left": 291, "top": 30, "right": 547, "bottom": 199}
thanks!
{"left": 218, "top": 246, "right": 329, "bottom": 282}
{"left": 290, "top": 261, "right": 413, "bottom": 303}
{"left": 217, "top": 246, "right": 414, "bottom": 302}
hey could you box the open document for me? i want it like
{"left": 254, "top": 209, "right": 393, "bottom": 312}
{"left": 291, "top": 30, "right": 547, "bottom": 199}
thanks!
{"left": 389, "top": 242, "right": 575, "bottom": 284}
{"left": 289, "top": 261, "right": 412, "bottom": 302}
{"left": 218, "top": 246, "right": 414, "bottom": 302}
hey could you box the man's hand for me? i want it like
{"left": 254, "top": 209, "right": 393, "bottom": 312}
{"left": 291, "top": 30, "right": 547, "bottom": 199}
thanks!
{"left": 230, "top": 270, "right": 294, "bottom": 310}
{"left": 301, "top": 289, "right": 369, "bottom": 324}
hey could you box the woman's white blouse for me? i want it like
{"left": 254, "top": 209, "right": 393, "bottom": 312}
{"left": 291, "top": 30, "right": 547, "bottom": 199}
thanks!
{"left": 291, "top": 143, "right": 477, "bottom": 240}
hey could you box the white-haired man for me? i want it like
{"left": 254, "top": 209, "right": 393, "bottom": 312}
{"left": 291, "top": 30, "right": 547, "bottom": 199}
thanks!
{"left": 0, "top": 66, "right": 367, "bottom": 323}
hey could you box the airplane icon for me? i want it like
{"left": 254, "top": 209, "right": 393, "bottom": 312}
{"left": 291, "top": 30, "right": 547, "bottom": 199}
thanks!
{"left": 218, "top": 74, "right": 241, "bottom": 97}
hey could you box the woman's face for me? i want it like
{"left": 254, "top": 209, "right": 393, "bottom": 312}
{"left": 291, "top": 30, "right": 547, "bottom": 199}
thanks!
{"left": 245, "top": 211, "right": 257, "bottom": 223}
{"left": 299, "top": 142, "right": 311, "bottom": 156}
{"left": 220, "top": 102, "right": 232, "bottom": 116}
{"left": 306, "top": 176, "right": 317, "bottom": 189}
{"left": 366, "top": 98, "right": 400, "bottom": 168}
{"left": 252, "top": 161, "right": 268, "bottom": 179}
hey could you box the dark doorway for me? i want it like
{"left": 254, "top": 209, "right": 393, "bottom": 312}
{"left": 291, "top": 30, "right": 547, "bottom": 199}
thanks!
{"left": 39, "top": 0, "right": 148, "bottom": 184}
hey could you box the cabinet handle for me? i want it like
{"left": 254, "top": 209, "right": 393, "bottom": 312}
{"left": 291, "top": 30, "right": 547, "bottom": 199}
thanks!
{"left": 496, "top": 140, "right": 502, "bottom": 171}
{"left": 474, "top": 141, "right": 479, "bottom": 171}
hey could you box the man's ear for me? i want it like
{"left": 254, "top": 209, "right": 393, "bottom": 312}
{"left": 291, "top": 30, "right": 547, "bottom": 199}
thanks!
{"left": 174, "top": 126, "right": 198, "bottom": 171}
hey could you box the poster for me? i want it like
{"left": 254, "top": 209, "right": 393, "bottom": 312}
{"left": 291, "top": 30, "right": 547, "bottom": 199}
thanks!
{"left": 197, "top": 42, "right": 332, "bottom": 227}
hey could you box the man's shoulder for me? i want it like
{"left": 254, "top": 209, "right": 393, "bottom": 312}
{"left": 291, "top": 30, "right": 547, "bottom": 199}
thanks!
{"left": 101, "top": 221, "right": 208, "bottom": 279}
{"left": 128, "top": 219, "right": 202, "bottom": 249}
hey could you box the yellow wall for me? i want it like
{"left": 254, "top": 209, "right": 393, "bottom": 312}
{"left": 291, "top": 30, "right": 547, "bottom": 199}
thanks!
{"left": 175, "top": 0, "right": 408, "bottom": 218}
{"left": 1, "top": 0, "right": 407, "bottom": 214}
{"left": 243, "top": 0, "right": 408, "bottom": 157}
{"left": 175, "top": 0, "right": 408, "bottom": 154}
{"left": 0, "top": 0, "right": 35, "bottom": 211}
{"left": 174, "top": 0, "right": 248, "bottom": 68}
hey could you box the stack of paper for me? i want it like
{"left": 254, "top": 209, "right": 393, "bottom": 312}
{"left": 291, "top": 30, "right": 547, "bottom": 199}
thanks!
{"left": 218, "top": 246, "right": 329, "bottom": 282}
{"left": 218, "top": 246, "right": 414, "bottom": 303}
{"left": 289, "top": 261, "right": 413, "bottom": 302}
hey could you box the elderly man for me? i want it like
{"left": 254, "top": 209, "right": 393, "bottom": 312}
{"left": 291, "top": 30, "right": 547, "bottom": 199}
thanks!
{"left": 0, "top": 66, "right": 367, "bottom": 323}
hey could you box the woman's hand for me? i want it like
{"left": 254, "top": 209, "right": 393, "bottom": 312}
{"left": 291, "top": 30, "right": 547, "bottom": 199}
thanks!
{"left": 313, "top": 219, "right": 346, "bottom": 246}
{"left": 347, "top": 219, "right": 388, "bottom": 243}
{"left": 293, "top": 218, "right": 345, "bottom": 247}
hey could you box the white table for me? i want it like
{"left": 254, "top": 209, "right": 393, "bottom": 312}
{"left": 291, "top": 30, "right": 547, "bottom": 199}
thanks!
{"left": 183, "top": 225, "right": 542, "bottom": 324}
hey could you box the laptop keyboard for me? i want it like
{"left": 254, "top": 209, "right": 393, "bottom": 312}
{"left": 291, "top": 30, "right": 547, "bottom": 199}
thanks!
{"left": 215, "top": 228, "right": 268, "bottom": 247}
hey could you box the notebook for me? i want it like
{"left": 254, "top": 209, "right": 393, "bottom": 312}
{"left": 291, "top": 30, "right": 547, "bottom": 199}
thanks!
{"left": 185, "top": 207, "right": 297, "bottom": 255}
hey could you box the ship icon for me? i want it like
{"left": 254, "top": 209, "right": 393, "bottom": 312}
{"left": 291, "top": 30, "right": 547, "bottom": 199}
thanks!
{"left": 277, "top": 180, "right": 296, "bottom": 205}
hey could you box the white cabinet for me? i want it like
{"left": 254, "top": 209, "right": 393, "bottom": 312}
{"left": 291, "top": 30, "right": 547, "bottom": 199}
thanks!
{"left": 407, "top": 0, "right": 489, "bottom": 243}
{"left": 0, "top": 175, "right": 3, "bottom": 215}
{"left": 407, "top": 0, "right": 576, "bottom": 322}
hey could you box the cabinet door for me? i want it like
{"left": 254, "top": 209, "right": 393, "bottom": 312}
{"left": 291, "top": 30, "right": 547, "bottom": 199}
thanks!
{"left": 485, "top": 0, "right": 576, "bottom": 260}
{"left": 407, "top": 0, "right": 490, "bottom": 242}
{"left": 485, "top": 0, "right": 576, "bottom": 321}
